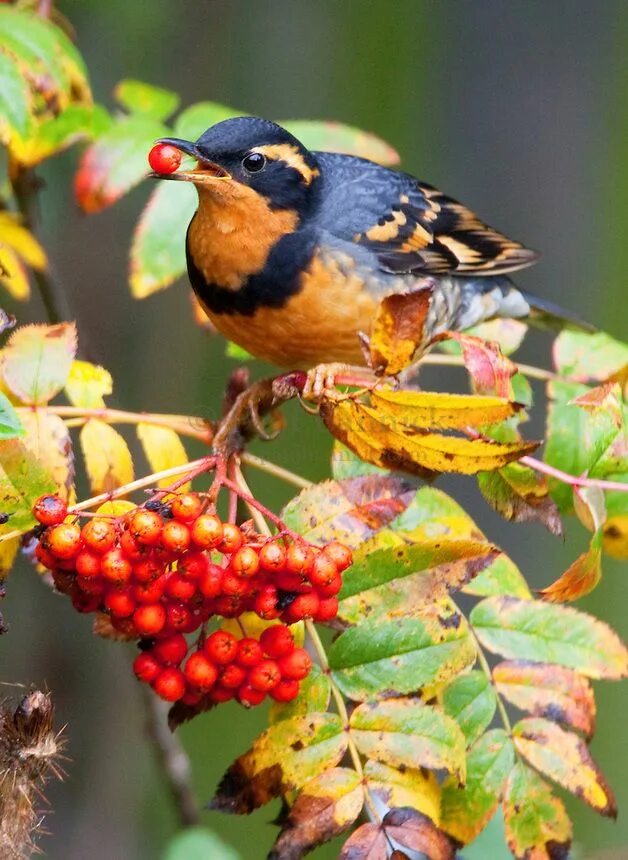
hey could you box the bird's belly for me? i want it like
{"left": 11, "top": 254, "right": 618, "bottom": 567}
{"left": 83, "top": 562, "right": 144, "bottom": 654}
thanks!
{"left": 198, "top": 255, "right": 379, "bottom": 368}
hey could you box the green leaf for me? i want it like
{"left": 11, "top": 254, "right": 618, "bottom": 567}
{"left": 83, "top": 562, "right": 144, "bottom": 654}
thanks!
{"left": 114, "top": 79, "right": 179, "bottom": 121}
{"left": 173, "top": 100, "right": 242, "bottom": 141}
{"left": 470, "top": 595, "right": 628, "bottom": 679}
{"left": 280, "top": 119, "right": 400, "bottom": 166}
{"left": 20, "top": 104, "right": 95, "bottom": 166}
{"left": 338, "top": 538, "right": 499, "bottom": 624}
{"left": 441, "top": 670, "right": 497, "bottom": 746}
{"left": 331, "top": 441, "right": 387, "bottom": 480}
{"left": 0, "top": 51, "right": 33, "bottom": 146}
{"left": 329, "top": 612, "right": 476, "bottom": 700}
{"left": 74, "top": 115, "right": 168, "bottom": 213}
{"left": 2, "top": 322, "right": 77, "bottom": 405}
{"left": 0, "top": 438, "right": 55, "bottom": 533}
{"left": 209, "top": 713, "right": 347, "bottom": 814}
{"left": 363, "top": 760, "right": 440, "bottom": 822}
{"left": 477, "top": 463, "right": 562, "bottom": 536}
{"left": 163, "top": 827, "right": 241, "bottom": 860}
{"left": 462, "top": 554, "right": 532, "bottom": 599}
{"left": 129, "top": 181, "right": 195, "bottom": 298}
{"left": 389, "top": 485, "right": 482, "bottom": 540}
{"left": 225, "top": 341, "right": 253, "bottom": 361}
{"left": 504, "top": 762, "right": 572, "bottom": 859}
{"left": 349, "top": 698, "right": 466, "bottom": 780}
{"left": 0, "top": 392, "right": 24, "bottom": 440}
{"left": 269, "top": 664, "right": 330, "bottom": 723}
{"left": 440, "top": 729, "right": 515, "bottom": 845}
{"left": 553, "top": 330, "right": 628, "bottom": 380}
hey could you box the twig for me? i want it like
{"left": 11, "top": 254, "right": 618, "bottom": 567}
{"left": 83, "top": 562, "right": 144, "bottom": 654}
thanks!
{"left": 140, "top": 686, "right": 200, "bottom": 827}
{"left": 522, "top": 456, "right": 628, "bottom": 493}
{"left": 418, "top": 352, "right": 558, "bottom": 382}
{"left": 233, "top": 464, "right": 273, "bottom": 534}
{"left": 241, "top": 452, "right": 312, "bottom": 490}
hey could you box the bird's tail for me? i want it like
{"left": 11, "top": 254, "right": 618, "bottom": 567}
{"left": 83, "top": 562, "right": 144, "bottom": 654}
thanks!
{"left": 519, "top": 290, "right": 596, "bottom": 333}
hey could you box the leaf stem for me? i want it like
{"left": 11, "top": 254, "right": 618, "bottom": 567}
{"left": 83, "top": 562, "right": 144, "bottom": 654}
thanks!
{"left": 240, "top": 452, "right": 312, "bottom": 490}
{"left": 418, "top": 352, "right": 558, "bottom": 382}
{"left": 521, "top": 456, "right": 628, "bottom": 493}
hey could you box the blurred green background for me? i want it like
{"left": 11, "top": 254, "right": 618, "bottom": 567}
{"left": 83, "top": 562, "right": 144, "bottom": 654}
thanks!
{"left": 2, "top": 1, "right": 627, "bottom": 858}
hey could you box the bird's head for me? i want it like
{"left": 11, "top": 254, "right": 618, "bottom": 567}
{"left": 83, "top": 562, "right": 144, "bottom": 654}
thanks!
{"left": 152, "top": 116, "right": 320, "bottom": 216}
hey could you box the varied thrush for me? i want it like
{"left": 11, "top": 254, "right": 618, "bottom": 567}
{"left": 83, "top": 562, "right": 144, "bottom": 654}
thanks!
{"left": 154, "top": 116, "right": 590, "bottom": 369}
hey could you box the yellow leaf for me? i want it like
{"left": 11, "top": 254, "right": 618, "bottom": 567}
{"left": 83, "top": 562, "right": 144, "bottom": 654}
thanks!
{"left": 80, "top": 419, "right": 133, "bottom": 493}
{"left": 0, "top": 245, "right": 30, "bottom": 300}
{"left": 369, "top": 290, "right": 432, "bottom": 375}
{"left": 65, "top": 360, "right": 112, "bottom": 408}
{"left": 20, "top": 411, "right": 74, "bottom": 501}
{"left": 95, "top": 500, "right": 136, "bottom": 517}
{"left": 363, "top": 760, "right": 440, "bottom": 823}
{"left": 0, "top": 213, "right": 47, "bottom": 270}
{"left": 370, "top": 388, "right": 521, "bottom": 429}
{"left": 603, "top": 514, "right": 628, "bottom": 560}
{"left": 0, "top": 535, "right": 19, "bottom": 581}
{"left": 136, "top": 423, "right": 188, "bottom": 489}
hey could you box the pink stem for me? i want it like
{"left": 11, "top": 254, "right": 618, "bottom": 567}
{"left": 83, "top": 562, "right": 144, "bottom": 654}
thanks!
{"left": 522, "top": 456, "right": 628, "bottom": 493}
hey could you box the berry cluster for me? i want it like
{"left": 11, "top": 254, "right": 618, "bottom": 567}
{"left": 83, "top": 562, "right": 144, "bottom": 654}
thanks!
{"left": 32, "top": 493, "right": 352, "bottom": 708}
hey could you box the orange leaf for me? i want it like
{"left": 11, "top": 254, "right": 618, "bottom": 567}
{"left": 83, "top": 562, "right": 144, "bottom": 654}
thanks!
{"left": 538, "top": 530, "right": 602, "bottom": 603}
{"left": 369, "top": 289, "right": 432, "bottom": 375}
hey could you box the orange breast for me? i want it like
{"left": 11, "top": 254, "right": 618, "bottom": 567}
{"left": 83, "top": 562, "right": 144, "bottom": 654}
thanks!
{"left": 197, "top": 253, "right": 378, "bottom": 368}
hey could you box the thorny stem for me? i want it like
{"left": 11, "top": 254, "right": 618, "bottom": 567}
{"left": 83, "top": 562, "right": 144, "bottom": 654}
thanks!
{"left": 140, "top": 686, "right": 200, "bottom": 827}
{"left": 522, "top": 456, "right": 628, "bottom": 494}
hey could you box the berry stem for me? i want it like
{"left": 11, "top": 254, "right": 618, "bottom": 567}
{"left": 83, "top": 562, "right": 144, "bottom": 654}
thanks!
{"left": 220, "top": 475, "right": 300, "bottom": 540}
{"left": 232, "top": 464, "right": 271, "bottom": 535}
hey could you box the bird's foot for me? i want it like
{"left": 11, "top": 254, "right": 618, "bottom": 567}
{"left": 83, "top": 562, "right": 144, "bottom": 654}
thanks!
{"left": 302, "top": 363, "right": 377, "bottom": 401}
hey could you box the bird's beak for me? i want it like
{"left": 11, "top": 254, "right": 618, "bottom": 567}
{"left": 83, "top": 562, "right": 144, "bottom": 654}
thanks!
{"left": 149, "top": 137, "right": 231, "bottom": 182}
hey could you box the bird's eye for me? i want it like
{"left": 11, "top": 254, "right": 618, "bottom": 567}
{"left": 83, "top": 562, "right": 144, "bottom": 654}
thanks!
{"left": 242, "top": 152, "right": 266, "bottom": 173}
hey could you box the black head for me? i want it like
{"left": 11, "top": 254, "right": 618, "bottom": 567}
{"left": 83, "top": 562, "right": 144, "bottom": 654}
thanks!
{"left": 154, "top": 116, "right": 320, "bottom": 215}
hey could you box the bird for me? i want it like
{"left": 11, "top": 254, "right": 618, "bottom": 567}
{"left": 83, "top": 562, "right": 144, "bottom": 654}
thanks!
{"left": 153, "top": 116, "right": 591, "bottom": 370}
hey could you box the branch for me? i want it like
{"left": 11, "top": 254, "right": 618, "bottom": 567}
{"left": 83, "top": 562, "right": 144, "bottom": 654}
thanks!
{"left": 140, "top": 686, "right": 200, "bottom": 827}
{"left": 522, "top": 456, "right": 628, "bottom": 493}
{"left": 418, "top": 352, "right": 558, "bottom": 383}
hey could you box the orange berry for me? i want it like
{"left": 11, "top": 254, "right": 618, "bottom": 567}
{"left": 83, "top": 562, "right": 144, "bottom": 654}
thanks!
{"left": 133, "top": 652, "right": 161, "bottom": 683}
{"left": 190, "top": 514, "right": 223, "bottom": 549}
{"left": 171, "top": 493, "right": 203, "bottom": 523}
{"left": 231, "top": 545, "right": 260, "bottom": 579}
{"left": 165, "top": 573, "right": 197, "bottom": 601}
{"left": 184, "top": 652, "right": 218, "bottom": 691}
{"left": 322, "top": 541, "right": 353, "bottom": 571}
{"left": 315, "top": 596, "right": 339, "bottom": 622}
{"left": 104, "top": 588, "right": 135, "bottom": 617}
{"left": 133, "top": 575, "right": 168, "bottom": 603}
{"left": 260, "top": 624, "right": 294, "bottom": 659}
{"left": 308, "top": 553, "right": 338, "bottom": 588}
{"left": 259, "top": 541, "right": 286, "bottom": 572}
{"left": 129, "top": 509, "right": 163, "bottom": 546}
{"left": 283, "top": 592, "right": 320, "bottom": 623}
{"left": 75, "top": 549, "right": 102, "bottom": 579}
{"left": 33, "top": 494, "right": 67, "bottom": 526}
{"left": 218, "top": 523, "right": 243, "bottom": 554}
{"left": 44, "top": 523, "right": 82, "bottom": 559}
{"left": 35, "top": 542, "right": 57, "bottom": 570}
{"left": 81, "top": 518, "right": 116, "bottom": 554}
{"left": 161, "top": 520, "right": 191, "bottom": 554}
{"left": 277, "top": 648, "right": 311, "bottom": 681}
{"left": 153, "top": 667, "right": 186, "bottom": 701}
{"left": 237, "top": 683, "right": 266, "bottom": 707}
{"left": 197, "top": 563, "right": 223, "bottom": 599}
{"left": 133, "top": 603, "right": 166, "bottom": 636}
{"left": 236, "top": 637, "right": 264, "bottom": 668}
{"left": 219, "top": 663, "right": 246, "bottom": 689}
{"left": 204, "top": 630, "right": 238, "bottom": 664}
{"left": 101, "top": 549, "right": 132, "bottom": 586}
{"left": 153, "top": 634, "right": 188, "bottom": 665}
{"left": 286, "top": 543, "right": 314, "bottom": 576}
{"left": 248, "top": 659, "right": 281, "bottom": 692}
{"left": 119, "top": 530, "right": 143, "bottom": 561}
{"left": 269, "top": 678, "right": 300, "bottom": 702}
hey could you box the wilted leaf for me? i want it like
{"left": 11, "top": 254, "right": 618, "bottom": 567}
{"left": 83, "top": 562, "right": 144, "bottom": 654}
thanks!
{"left": 269, "top": 768, "right": 363, "bottom": 860}
{"left": 478, "top": 463, "right": 563, "bottom": 535}
{"left": 462, "top": 554, "right": 532, "bottom": 599}
{"left": 74, "top": 115, "right": 168, "bottom": 212}
{"left": 573, "top": 483, "right": 606, "bottom": 533}
{"left": 0, "top": 438, "right": 55, "bottom": 533}
{"left": 173, "top": 101, "right": 241, "bottom": 141}
{"left": 363, "top": 760, "right": 440, "bottom": 822}
{"left": 504, "top": 762, "right": 572, "bottom": 860}
{"left": 572, "top": 382, "right": 623, "bottom": 426}
{"left": 209, "top": 713, "right": 346, "bottom": 814}
{"left": 434, "top": 332, "right": 517, "bottom": 398}
{"left": 470, "top": 595, "right": 628, "bottom": 679}
{"left": 0, "top": 392, "right": 23, "bottom": 440}
{"left": 493, "top": 660, "right": 596, "bottom": 738}
{"left": 65, "top": 360, "right": 112, "bottom": 408}
{"left": 329, "top": 612, "right": 476, "bottom": 700}
{"left": 20, "top": 412, "right": 73, "bottom": 501}
{"left": 553, "top": 330, "right": 628, "bottom": 382}
{"left": 339, "top": 822, "right": 386, "bottom": 860}
{"left": 281, "top": 120, "right": 400, "bottom": 166}
{"left": 349, "top": 698, "right": 466, "bottom": 781}
{"left": 369, "top": 290, "right": 432, "bottom": 375}
{"left": 130, "top": 180, "right": 195, "bottom": 297}
{"left": 381, "top": 807, "right": 454, "bottom": 860}
{"left": 513, "top": 717, "right": 616, "bottom": 817}
{"left": 137, "top": 423, "right": 188, "bottom": 488}
{"left": 80, "top": 419, "right": 133, "bottom": 494}
{"left": 369, "top": 388, "right": 521, "bottom": 430}
{"left": 269, "top": 665, "right": 331, "bottom": 724}
{"left": 282, "top": 475, "right": 417, "bottom": 549}
{"left": 114, "top": 79, "right": 179, "bottom": 121}
{"left": 440, "top": 729, "right": 515, "bottom": 845}
{"left": 163, "top": 827, "right": 241, "bottom": 860}
{"left": 0, "top": 212, "right": 47, "bottom": 272}
{"left": 441, "top": 671, "right": 497, "bottom": 746}
{"left": 538, "top": 530, "right": 602, "bottom": 602}
{"left": 338, "top": 539, "right": 499, "bottom": 623}
{"left": 2, "top": 323, "right": 76, "bottom": 405}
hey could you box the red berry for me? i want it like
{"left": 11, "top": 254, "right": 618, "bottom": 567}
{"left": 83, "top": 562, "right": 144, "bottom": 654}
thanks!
{"left": 35, "top": 542, "right": 57, "bottom": 570}
{"left": 276, "top": 570, "right": 310, "bottom": 593}
{"left": 133, "top": 574, "right": 168, "bottom": 603}
{"left": 322, "top": 541, "right": 353, "bottom": 571}
{"left": 133, "top": 603, "right": 166, "bottom": 636}
{"left": 259, "top": 541, "right": 286, "bottom": 572}
{"left": 133, "top": 557, "right": 164, "bottom": 584}
{"left": 231, "top": 545, "right": 260, "bottom": 579}
{"left": 153, "top": 667, "right": 186, "bottom": 701}
{"left": 308, "top": 553, "right": 338, "bottom": 588}
{"left": 153, "top": 634, "right": 188, "bottom": 665}
{"left": 253, "top": 585, "right": 280, "bottom": 620}
{"left": 278, "top": 647, "right": 312, "bottom": 681}
{"left": 148, "top": 143, "right": 182, "bottom": 175}
{"left": 315, "top": 572, "right": 342, "bottom": 598}
{"left": 218, "top": 523, "right": 243, "bottom": 554}
{"left": 315, "top": 596, "right": 339, "bottom": 622}
{"left": 171, "top": 493, "right": 203, "bottom": 523}
{"left": 166, "top": 573, "right": 197, "bottom": 601}
{"left": 44, "top": 523, "right": 82, "bottom": 559}
{"left": 161, "top": 520, "right": 191, "bottom": 554}
{"left": 104, "top": 588, "right": 136, "bottom": 618}
{"left": 237, "top": 683, "right": 266, "bottom": 707}
{"left": 165, "top": 602, "right": 194, "bottom": 633}
{"left": 184, "top": 652, "right": 218, "bottom": 691}
{"left": 260, "top": 624, "right": 294, "bottom": 659}
{"left": 181, "top": 689, "right": 203, "bottom": 706}
{"left": 248, "top": 659, "right": 281, "bottom": 692}
{"left": 286, "top": 543, "right": 314, "bottom": 576}
{"left": 197, "top": 563, "right": 223, "bottom": 599}
{"left": 213, "top": 595, "right": 245, "bottom": 618}
{"left": 81, "top": 519, "right": 116, "bottom": 554}
{"left": 129, "top": 509, "right": 162, "bottom": 546}
{"left": 101, "top": 549, "right": 132, "bottom": 586}
{"left": 219, "top": 663, "right": 247, "bottom": 689}
{"left": 119, "top": 530, "right": 143, "bottom": 561}
{"left": 70, "top": 589, "right": 101, "bottom": 613}
{"left": 33, "top": 494, "right": 67, "bottom": 526}
{"left": 221, "top": 572, "right": 252, "bottom": 599}
{"left": 190, "top": 514, "right": 223, "bottom": 549}
{"left": 283, "top": 592, "right": 320, "bottom": 623}
{"left": 236, "top": 637, "right": 264, "bottom": 668}
{"left": 204, "top": 630, "right": 238, "bottom": 665}
{"left": 75, "top": 575, "right": 105, "bottom": 596}
{"left": 209, "top": 685, "right": 234, "bottom": 704}
{"left": 178, "top": 551, "right": 209, "bottom": 580}
{"left": 269, "top": 678, "right": 300, "bottom": 702}
{"left": 75, "top": 549, "right": 102, "bottom": 579}
{"left": 133, "top": 652, "right": 161, "bottom": 683}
